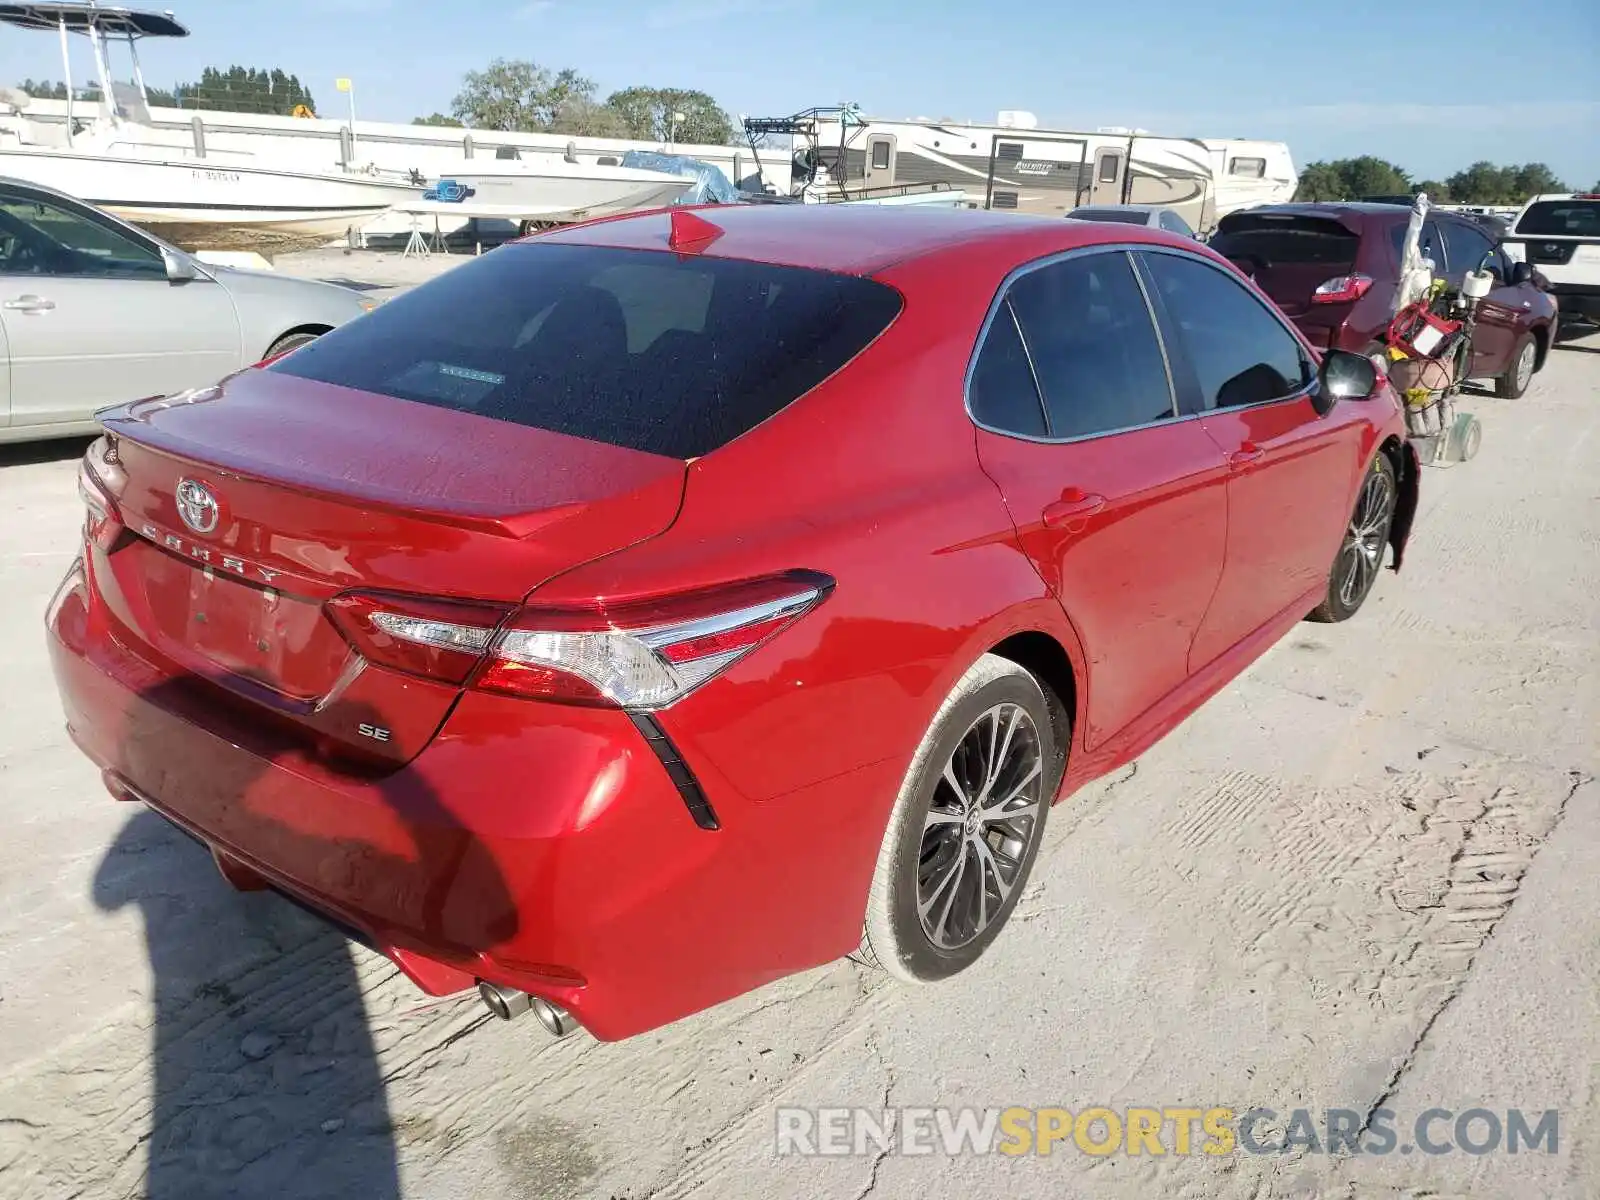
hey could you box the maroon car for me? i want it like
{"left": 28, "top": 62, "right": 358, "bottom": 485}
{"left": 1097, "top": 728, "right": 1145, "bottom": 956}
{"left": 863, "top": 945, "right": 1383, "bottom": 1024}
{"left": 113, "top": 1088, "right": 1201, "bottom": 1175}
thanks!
{"left": 1210, "top": 203, "right": 1558, "bottom": 398}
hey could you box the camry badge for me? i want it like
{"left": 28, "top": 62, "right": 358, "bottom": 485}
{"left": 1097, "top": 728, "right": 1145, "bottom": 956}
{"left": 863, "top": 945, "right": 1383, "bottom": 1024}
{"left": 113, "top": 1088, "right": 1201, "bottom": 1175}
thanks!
{"left": 175, "top": 479, "right": 220, "bottom": 535}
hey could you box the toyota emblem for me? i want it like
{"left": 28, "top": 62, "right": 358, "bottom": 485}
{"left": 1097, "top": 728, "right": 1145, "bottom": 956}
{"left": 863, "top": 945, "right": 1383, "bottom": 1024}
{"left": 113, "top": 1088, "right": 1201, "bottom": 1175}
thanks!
{"left": 175, "top": 479, "right": 220, "bottom": 535}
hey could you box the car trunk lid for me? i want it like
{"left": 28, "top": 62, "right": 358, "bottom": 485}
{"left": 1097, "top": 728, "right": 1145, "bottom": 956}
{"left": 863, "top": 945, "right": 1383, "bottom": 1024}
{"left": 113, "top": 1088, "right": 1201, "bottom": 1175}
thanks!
{"left": 92, "top": 369, "right": 687, "bottom": 765}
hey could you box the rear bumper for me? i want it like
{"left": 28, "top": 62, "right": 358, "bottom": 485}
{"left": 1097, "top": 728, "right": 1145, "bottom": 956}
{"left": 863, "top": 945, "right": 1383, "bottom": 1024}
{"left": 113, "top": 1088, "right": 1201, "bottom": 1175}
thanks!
{"left": 47, "top": 550, "right": 898, "bottom": 1040}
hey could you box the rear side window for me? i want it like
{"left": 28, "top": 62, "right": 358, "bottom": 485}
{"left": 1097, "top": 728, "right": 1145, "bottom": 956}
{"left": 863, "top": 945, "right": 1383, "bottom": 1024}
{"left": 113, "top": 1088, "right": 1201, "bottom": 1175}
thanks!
{"left": 271, "top": 243, "right": 903, "bottom": 459}
{"left": 1141, "top": 252, "right": 1311, "bottom": 410}
{"left": 969, "top": 300, "right": 1048, "bottom": 437}
{"left": 1229, "top": 157, "right": 1267, "bottom": 178}
{"left": 1514, "top": 200, "right": 1600, "bottom": 237}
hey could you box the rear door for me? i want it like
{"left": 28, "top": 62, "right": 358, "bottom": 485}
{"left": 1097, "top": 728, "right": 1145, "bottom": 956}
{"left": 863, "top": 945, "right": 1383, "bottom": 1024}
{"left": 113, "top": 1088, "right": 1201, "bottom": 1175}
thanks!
{"left": 1088, "top": 146, "right": 1125, "bottom": 206}
{"left": 863, "top": 133, "right": 896, "bottom": 190}
{"left": 1137, "top": 247, "right": 1369, "bottom": 669}
{"left": 969, "top": 247, "right": 1229, "bottom": 749}
{"left": 1436, "top": 216, "right": 1528, "bottom": 376}
{"left": 0, "top": 185, "right": 239, "bottom": 429}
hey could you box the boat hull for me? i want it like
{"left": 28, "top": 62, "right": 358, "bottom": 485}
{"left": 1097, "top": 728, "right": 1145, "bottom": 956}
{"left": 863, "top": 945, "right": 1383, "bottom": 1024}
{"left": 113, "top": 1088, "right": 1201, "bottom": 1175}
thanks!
{"left": 0, "top": 146, "right": 416, "bottom": 241}
{"left": 440, "top": 165, "right": 694, "bottom": 221}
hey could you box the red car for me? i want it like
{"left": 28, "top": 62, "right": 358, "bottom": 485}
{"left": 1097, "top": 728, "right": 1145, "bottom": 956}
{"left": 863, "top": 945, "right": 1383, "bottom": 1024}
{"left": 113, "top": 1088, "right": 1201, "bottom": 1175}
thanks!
{"left": 48, "top": 206, "right": 1419, "bottom": 1041}
{"left": 1208, "top": 203, "right": 1558, "bottom": 398}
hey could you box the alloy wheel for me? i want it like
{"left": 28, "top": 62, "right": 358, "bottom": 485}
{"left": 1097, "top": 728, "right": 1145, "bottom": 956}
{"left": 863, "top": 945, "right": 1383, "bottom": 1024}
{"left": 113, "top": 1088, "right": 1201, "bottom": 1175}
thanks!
{"left": 1336, "top": 466, "right": 1396, "bottom": 608}
{"left": 1514, "top": 341, "right": 1535, "bottom": 393}
{"left": 916, "top": 702, "right": 1045, "bottom": 950}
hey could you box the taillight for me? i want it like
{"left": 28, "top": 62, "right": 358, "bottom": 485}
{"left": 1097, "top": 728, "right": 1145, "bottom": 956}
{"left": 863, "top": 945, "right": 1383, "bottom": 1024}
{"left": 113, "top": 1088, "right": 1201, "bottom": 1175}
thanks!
{"left": 1312, "top": 274, "right": 1375, "bottom": 305}
{"left": 325, "top": 572, "right": 833, "bottom": 710}
{"left": 325, "top": 592, "right": 513, "bottom": 685}
{"left": 77, "top": 436, "right": 124, "bottom": 548}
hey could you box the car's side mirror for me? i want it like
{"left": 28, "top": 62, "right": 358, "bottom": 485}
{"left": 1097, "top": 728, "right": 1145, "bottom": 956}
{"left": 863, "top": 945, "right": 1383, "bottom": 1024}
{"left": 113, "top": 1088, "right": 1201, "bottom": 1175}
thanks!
{"left": 1510, "top": 260, "right": 1534, "bottom": 287}
{"left": 1314, "top": 348, "right": 1378, "bottom": 413}
{"left": 162, "top": 248, "right": 197, "bottom": 283}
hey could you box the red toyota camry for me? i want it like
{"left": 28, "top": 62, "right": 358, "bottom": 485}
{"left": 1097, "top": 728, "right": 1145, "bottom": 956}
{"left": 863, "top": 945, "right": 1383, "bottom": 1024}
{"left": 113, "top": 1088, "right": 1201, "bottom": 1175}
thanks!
{"left": 48, "top": 205, "right": 1419, "bottom": 1041}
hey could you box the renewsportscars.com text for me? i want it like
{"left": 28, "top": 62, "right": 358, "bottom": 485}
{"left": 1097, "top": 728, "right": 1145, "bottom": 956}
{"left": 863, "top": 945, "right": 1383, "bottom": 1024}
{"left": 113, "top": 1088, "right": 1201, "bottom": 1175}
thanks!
{"left": 775, "top": 1106, "right": 1559, "bottom": 1158}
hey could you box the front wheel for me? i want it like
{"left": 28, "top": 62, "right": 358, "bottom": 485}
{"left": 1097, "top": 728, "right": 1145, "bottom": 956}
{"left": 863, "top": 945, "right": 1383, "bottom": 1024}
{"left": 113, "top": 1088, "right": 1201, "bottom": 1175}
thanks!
{"left": 858, "top": 655, "right": 1060, "bottom": 983}
{"left": 1308, "top": 452, "right": 1398, "bottom": 624}
{"left": 1494, "top": 333, "right": 1536, "bottom": 399}
{"left": 264, "top": 330, "right": 320, "bottom": 360}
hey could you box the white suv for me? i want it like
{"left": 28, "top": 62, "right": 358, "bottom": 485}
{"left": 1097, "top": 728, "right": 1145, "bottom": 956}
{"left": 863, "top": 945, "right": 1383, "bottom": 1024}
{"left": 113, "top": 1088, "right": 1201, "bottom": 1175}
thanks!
{"left": 1503, "top": 193, "right": 1600, "bottom": 329}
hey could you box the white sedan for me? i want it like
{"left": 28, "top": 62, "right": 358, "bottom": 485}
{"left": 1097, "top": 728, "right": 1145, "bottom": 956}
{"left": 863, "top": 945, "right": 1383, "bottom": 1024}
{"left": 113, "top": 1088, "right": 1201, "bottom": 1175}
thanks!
{"left": 0, "top": 176, "right": 377, "bottom": 444}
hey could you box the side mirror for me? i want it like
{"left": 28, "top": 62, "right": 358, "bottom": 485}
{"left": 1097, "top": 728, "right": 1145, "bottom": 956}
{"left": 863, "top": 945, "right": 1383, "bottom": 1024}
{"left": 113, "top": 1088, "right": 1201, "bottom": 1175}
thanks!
{"left": 162, "top": 248, "right": 197, "bottom": 282}
{"left": 1315, "top": 348, "right": 1378, "bottom": 412}
{"left": 1509, "top": 260, "right": 1534, "bottom": 287}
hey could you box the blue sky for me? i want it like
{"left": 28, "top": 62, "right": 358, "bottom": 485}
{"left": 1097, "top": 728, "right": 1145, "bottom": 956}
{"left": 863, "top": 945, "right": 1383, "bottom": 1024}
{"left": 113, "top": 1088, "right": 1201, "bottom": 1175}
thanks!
{"left": 3, "top": 0, "right": 1596, "bottom": 184}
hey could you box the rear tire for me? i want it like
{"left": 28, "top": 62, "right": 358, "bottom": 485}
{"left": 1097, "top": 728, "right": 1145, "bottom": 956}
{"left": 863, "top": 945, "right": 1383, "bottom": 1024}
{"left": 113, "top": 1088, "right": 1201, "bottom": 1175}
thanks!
{"left": 1308, "top": 453, "right": 1398, "bottom": 624}
{"left": 858, "top": 654, "right": 1059, "bottom": 983}
{"left": 1494, "top": 333, "right": 1536, "bottom": 399}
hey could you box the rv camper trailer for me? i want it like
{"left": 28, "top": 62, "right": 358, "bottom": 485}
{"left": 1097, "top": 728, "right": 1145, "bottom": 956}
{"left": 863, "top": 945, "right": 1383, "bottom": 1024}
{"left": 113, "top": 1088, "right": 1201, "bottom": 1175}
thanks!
{"left": 752, "top": 108, "right": 1297, "bottom": 233}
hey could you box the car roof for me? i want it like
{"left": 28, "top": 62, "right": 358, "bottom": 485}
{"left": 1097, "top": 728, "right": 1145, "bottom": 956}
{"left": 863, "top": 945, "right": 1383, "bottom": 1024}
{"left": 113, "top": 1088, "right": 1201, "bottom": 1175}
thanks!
{"left": 531, "top": 203, "right": 1189, "bottom": 276}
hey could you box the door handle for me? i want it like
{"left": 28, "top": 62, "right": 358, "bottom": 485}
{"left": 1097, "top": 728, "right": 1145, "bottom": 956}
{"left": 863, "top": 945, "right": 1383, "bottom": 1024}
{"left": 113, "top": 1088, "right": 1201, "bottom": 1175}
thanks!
{"left": 1041, "top": 489, "right": 1107, "bottom": 530}
{"left": 3, "top": 294, "right": 55, "bottom": 313}
{"left": 1228, "top": 442, "right": 1264, "bottom": 468}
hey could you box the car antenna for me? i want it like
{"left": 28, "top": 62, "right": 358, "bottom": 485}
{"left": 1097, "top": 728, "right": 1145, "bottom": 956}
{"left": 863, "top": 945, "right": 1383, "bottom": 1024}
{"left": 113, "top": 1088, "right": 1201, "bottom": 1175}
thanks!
{"left": 668, "top": 209, "right": 724, "bottom": 253}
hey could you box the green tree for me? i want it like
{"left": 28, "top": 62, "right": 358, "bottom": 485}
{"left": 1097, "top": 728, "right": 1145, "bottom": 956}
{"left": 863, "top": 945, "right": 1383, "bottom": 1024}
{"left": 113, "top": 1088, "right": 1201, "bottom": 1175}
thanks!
{"left": 18, "top": 78, "right": 69, "bottom": 100}
{"left": 548, "top": 96, "right": 630, "bottom": 138}
{"left": 1414, "top": 180, "right": 1451, "bottom": 202}
{"left": 1294, "top": 157, "right": 1410, "bottom": 201}
{"left": 1509, "top": 162, "right": 1565, "bottom": 200}
{"left": 1338, "top": 155, "right": 1412, "bottom": 199}
{"left": 1294, "top": 161, "right": 1345, "bottom": 201}
{"left": 603, "top": 86, "right": 733, "bottom": 145}
{"left": 412, "top": 112, "right": 464, "bottom": 127}
{"left": 170, "top": 66, "right": 315, "bottom": 115}
{"left": 1446, "top": 161, "right": 1515, "bottom": 205}
{"left": 451, "top": 58, "right": 595, "bottom": 131}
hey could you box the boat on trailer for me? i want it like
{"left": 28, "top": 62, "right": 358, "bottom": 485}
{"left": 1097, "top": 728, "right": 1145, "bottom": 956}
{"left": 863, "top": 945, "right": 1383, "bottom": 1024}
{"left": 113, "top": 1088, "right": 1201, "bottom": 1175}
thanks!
{"left": 0, "top": 2, "right": 421, "bottom": 244}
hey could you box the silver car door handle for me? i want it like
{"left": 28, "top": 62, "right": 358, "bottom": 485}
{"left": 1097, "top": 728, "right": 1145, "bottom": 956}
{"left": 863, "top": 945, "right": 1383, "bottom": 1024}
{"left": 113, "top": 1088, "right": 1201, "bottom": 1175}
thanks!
{"left": 3, "top": 294, "right": 55, "bottom": 313}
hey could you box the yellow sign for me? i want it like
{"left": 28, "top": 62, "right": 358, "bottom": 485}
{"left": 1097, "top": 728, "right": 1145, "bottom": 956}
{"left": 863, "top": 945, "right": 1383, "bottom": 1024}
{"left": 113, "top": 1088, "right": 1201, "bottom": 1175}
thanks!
{"left": 335, "top": 77, "right": 352, "bottom": 93}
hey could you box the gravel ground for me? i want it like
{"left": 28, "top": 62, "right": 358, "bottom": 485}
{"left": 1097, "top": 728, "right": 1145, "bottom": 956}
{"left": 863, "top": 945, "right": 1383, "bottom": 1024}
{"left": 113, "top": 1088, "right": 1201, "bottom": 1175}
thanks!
{"left": 0, "top": 267, "right": 1594, "bottom": 1198}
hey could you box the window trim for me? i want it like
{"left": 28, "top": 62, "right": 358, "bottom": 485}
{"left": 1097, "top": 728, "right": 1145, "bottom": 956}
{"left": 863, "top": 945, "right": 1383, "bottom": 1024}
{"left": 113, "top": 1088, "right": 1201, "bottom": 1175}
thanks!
{"left": 1131, "top": 244, "right": 1320, "bottom": 417}
{"left": 0, "top": 182, "right": 172, "bottom": 280}
{"left": 963, "top": 243, "right": 1183, "bottom": 446}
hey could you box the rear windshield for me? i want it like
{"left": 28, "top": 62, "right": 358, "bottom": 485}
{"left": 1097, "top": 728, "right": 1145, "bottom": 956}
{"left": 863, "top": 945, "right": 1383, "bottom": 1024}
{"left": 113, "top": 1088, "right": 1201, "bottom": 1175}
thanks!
{"left": 1513, "top": 199, "right": 1600, "bottom": 238}
{"left": 270, "top": 242, "right": 903, "bottom": 459}
{"left": 1070, "top": 209, "right": 1150, "bottom": 225}
{"left": 1208, "top": 216, "right": 1360, "bottom": 268}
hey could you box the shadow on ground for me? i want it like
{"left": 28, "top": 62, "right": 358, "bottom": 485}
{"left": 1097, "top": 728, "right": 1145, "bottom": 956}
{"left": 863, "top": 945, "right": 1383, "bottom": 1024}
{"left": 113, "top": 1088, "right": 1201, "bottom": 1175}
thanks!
{"left": 93, "top": 810, "right": 403, "bottom": 1199}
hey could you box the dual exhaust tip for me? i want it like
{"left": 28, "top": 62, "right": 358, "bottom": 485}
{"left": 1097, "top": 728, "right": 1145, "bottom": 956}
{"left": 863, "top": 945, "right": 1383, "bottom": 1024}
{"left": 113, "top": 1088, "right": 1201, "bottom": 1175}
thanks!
{"left": 477, "top": 980, "right": 578, "bottom": 1037}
